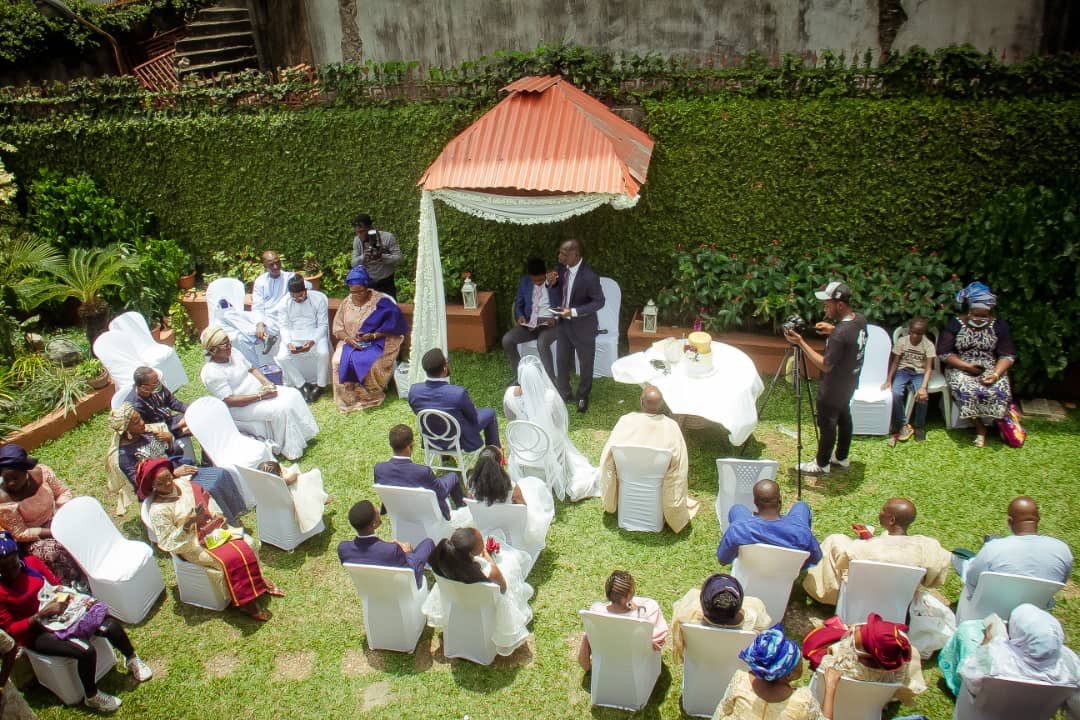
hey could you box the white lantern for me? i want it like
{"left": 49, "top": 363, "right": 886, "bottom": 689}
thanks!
{"left": 461, "top": 273, "right": 478, "bottom": 310}
{"left": 642, "top": 299, "right": 658, "bottom": 333}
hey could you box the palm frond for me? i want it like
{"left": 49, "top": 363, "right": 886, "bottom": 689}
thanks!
{"left": 39, "top": 245, "right": 136, "bottom": 305}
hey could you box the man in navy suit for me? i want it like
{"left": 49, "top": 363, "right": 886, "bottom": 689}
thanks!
{"left": 500, "top": 257, "right": 558, "bottom": 383}
{"left": 551, "top": 238, "right": 605, "bottom": 413}
{"left": 407, "top": 348, "right": 500, "bottom": 451}
{"left": 373, "top": 424, "right": 464, "bottom": 520}
{"left": 337, "top": 500, "right": 433, "bottom": 588}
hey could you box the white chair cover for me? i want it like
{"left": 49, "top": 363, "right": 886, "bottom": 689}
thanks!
{"left": 24, "top": 636, "right": 117, "bottom": 705}
{"left": 680, "top": 623, "right": 755, "bottom": 717}
{"left": 185, "top": 396, "right": 275, "bottom": 508}
{"left": 373, "top": 484, "right": 469, "bottom": 548}
{"left": 850, "top": 324, "right": 893, "bottom": 435}
{"left": 730, "top": 544, "right": 810, "bottom": 622}
{"left": 809, "top": 671, "right": 902, "bottom": 720}
{"left": 579, "top": 609, "right": 662, "bottom": 711}
{"left": 52, "top": 496, "right": 164, "bottom": 624}
{"left": 836, "top": 559, "right": 927, "bottom": 625}
{"left": 416, "top": 408, "right": 481, "bottom": 474}
{"left": 206, "top": 277, "right": 247, "bottom": 327}
{"left": 236, "top": 465, "right": 325, "bottom": 551}
{"left": 343, "top": 563, "right": 429, "bottom": 653}
{"left": 954, "top": 675, "right": 1077, "bottom": 720}
{"left": 431, "top": 575, "right": 503, "bottom": 665}
{"left": 464, "top": 498, "right": 542, "bottom": 576}
{"left": 956, "top": 571, "right": 1066, "bottom": 624}
{"left": 611, "top": 445, "right": 671, "bottom": 532}
{"left": 105, "top": 310, "right": 189, "bottom": 391}
{"left": 714, "top": 458, "right": 778, "bottom": 531}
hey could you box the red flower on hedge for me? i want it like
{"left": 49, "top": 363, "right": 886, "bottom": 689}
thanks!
{"left": 772, "top": 239, "right": 779, "bottom": 245}
{"left": 920, "top": 275, "right": 926, "bottom": 280}
{"left": 930, "top": 250, "right": 937, "bottom": 257}
{"left": 911, "top": 245, "right": 918, "bottom": 254}
{"left": 751, "top": 257, "right": 758, "bottom": 265}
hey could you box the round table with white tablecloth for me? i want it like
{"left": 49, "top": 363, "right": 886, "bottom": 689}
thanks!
{"left": 610, "top": 340, "right": 764, "bottom": 445}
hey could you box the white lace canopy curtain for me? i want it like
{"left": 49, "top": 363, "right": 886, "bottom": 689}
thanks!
{"left": 408, "top": 188, "right": 639, "bottom": 384}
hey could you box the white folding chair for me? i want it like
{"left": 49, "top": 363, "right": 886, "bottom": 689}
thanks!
{"left": 185, "top": 396, "right": 275, "bottom": 508}
{"left": 956, "top": 571, "right": 1065, "bottom": 624}
{"left": 431, "top": 575, "right": 503, "bottom": 665}
{"left": 139, "top": 498, "right": 230, "bottom": 611}
{"left": 464, "top": 498, "right": 544, "bottom": 576}
{"left": 23, "top": 636, "right": 117, "bottom": 705}
{"left": 850, "top": 324, "right": 892, "bottom": 435}
{"left": 715, "top": 458, "right": 778, "bottom": 531}
{"left": 505, "top": 420, "right": 551, "bottom": 483}
{"left": 579, "top": 609, "right": 661, "bottom": 711}
{"left": 52, "top": 497, "right": 164, "bottom": 624}
{"left": 416, "top": 408, "right": 481, "bottom": 474}
{"left": 343, "top": 563, "right": 429, "bottom": 653}
{"left": 954, "top": 675, "right": 1077, "bottom": 720}
{"left": 730, "top": 544, "right": 810, "bottom": 622}
{"left": 611, "top": 445, "right": 672, "bottom": 532}
{"left": 236, "top": 465, "right": 325, "bottom": 551}
{"left": 680, "top": 623, "right": 755, "bottom": 717}
{"left": 810, "top": 671, "right": 902, "bottom": 720}
{"left": 516, "top": 277, "right": 620, "bottom": 378}
{"left": 373, "top": 484, "right": 465, "bottom": 548}
{"left": 107, "top": 310, "right": 188, "bottom": 391}
{"left": 836, "top": 560, "right": 927, "bottom": 625}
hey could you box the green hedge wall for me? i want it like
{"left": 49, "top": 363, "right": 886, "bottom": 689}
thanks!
{"left": 4, "top": 97, "right": 1080, "bottom": 332}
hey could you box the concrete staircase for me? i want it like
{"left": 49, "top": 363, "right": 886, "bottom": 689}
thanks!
{"left": 175, "top": 2, "right": 259, "bottom": 78}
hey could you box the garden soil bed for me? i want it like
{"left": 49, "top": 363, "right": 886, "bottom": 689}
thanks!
{"left": 2, "top": 382, "right": 115, "bottom": 451}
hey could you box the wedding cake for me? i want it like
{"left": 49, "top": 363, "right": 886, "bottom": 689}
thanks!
{"left": 684, "top": 331, "right": 715, "bottom": 378}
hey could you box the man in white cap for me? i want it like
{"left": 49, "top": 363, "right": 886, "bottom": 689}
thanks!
{"left": 783, "top": 281, "right": 867, "bottom": 475}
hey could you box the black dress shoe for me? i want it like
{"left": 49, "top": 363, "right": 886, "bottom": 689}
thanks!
{"left": 301, "top": 384, "right": 315, "bottom": 402}
{"left": 577, "top": 398, "right": 588, "bottom": 413}
{"left": 310, "top": 385, "right": 323, "bottom": 402}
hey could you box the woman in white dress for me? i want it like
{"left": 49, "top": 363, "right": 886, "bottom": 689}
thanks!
{"left": 467, "top": 446, "right": 554, "bottom": 553}
{"left": 423, "top": 527, "right": 533, "bottom": 656}
{"left": 199, "top": 326, "right": 319, "bottom": 460}
{"left": 502, "top": 355, "right": 599, "bottom": 501}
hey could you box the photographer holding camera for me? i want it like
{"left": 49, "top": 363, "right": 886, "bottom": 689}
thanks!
{"left": 350, "top": 213, "right": 403, "bottom": 297}
{"left": 783, "top": 281, "right": 867, "bottom": 475}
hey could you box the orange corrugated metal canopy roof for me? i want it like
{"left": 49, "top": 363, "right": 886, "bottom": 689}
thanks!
{"left": 418, "top": 75, "right": 654, "bottom": 197}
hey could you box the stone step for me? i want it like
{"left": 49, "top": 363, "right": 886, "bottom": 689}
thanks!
{"left": 194, "top": 7, "right": 249, "bottom": 23}
{"left": 178, "top": 55, "right": 259, "bottom": 77}
{"left": 175, "top": 44, "right": 255, "bottom": 66}
{"left": 176, "top": 31, "right": 255, "bottom": 54}
{"left": 185, "top": 18, "right": 253, "bottom": 38}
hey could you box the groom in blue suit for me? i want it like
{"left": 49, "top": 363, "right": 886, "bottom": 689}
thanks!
{"left": 551, "top": 238, "right": 605, "bottom": 413}
{"left": 373, "top": 424, "right": 464, "bottom": 520}
{"left": 337, "top": 500, "right": 434, "bottom": 589}
{"left": 407, "top": 348, "right": 500, "bottom": 451}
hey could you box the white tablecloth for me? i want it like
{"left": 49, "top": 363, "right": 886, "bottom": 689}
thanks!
{"left": 611, "top": 341, "right": 764, "bottom": 445}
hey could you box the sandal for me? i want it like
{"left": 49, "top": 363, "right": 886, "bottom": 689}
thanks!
{"left": 265, "top": 582, "right": 286, "bottom": 598}
{"left": 239, "top": 603, "right": 272, "bottom": 622}
{"left": 974, "top": 434, "right": 986, "bottom": 448}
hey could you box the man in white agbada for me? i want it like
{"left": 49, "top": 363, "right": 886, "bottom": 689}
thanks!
{"left": 502, "top": 355, "right": 599, "bottom": 501}
{"left": 275, "top": 275, "right": 330, "bottom": 403}
{"left": 251, "top": 249, "right": 298, "bottom": 340}
{"left": 598, "top": 385, "right": 700, "bottom": 532}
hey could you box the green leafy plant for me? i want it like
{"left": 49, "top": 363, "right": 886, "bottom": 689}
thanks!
{"left": 203, "top": 249, "right": 268, "bottom": 288}
{"left": 167, "top": 299, "right": 196, "bottom": 348}
{"left": 322, "top": 251, "right": 353, "bottom": 296}
{"left": 38, "top": 245, "right": 135, "bottom": 344}
{"left": 118, "top": 235, "right": 190, "bottom": 323}
{"left": 28, "top": 170, "right": 149, "bottom": 254}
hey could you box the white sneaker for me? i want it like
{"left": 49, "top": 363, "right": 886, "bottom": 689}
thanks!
{"left": 127, "top": 655, "right": 153, "bottom": 682}
{"left": 85, "top": 691, "right": 121, "bottom": 713}
{"left": 829, "top": 453, "right": 851, "bottom": 469}
{"left": 797, "top": 460, "right": 829, "bottom": 475}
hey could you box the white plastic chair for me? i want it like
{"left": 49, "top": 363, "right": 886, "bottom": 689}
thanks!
{"left": 343, "top": 563, "right": 429, "bottom": 653}
{"left": 956, "top": 571, "right": 1065, "bottom": 624}
{"left": 101, "top": 310, "right": 188, "bottom": 392}
{"left": 431, "top": 575, "right": 503, "bottom": 665}
{"left": 579, "top": 609, "right": 661, "bottom": 711}
{"left": 517, "top": 276, "right": 620, "bottom": 378}
{"left": 185, "top": 396, "right": 275, "bottom": 508}
{"left": 416, "top": 408, "right": 481, "bottom": 474}
{"left": 680, "top": 623, "right": 755, "bottom": 717}
{"left": 809, "top": 671, "right": 902, "bottom": 720}
{"left": 850, "top": 324, "right": 892, "bottom": 435}
{"left": 954, "top": 675, "right": 1077, "bottom": 720}
{"left": 373, "top": 484, "right": 464, "bottom": 548}
{"left": 139, "top": 498, "right": 230, "bottom": 611}
{"left": 611, "top": 445, "right": 672, "bottom": 532}
{"left": 23, "top": 636, "right": 117, "bottom": 705}
{"left": 505, "top": 420, "right": 551, "bottom": 483}
{"left": 51, "top": 497, "right": 164, "bottom": 624}
{"left": 836, "top": 560, "right": 927, "bottom": 625}
{"left": 714, "top": 458, "right": 778, "bottom": 531}
{"left": 235, "top": 465, "right": 325, "bottom": 551}
{"left": 730, "top": 544, "right": 810, "bottom": 622}
{"left": 464, "top": 498, "right": 544, "bottom": 576}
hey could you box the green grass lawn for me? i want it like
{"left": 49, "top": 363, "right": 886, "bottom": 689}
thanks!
{"left": 23, "top": 345, "right": 1080, "bottom": 719}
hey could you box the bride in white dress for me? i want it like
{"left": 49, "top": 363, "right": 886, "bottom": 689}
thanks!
{"left": 467, "top": 446, "right": 554, "bottom": 554}
{"left": 502, "top": 355, "right": 599, "bottom": 501}
{"left": 423, "top": 527, "right": 533, "bottom": 656}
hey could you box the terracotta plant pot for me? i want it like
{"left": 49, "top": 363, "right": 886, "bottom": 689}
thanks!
{"left": 88, "top": 370, "right": 111, "bottom": 390}
{"left": 303, "top": 272, "right": 322, "bottom": 291}
{"left": 178, "top": 272, "right": 196, "bottom": 290}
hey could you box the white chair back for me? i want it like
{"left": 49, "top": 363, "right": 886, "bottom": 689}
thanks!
{"left": 24, "top": 636, "right": 117, "bottom": 705}
{"left": 850, "top": 324, "right": 892, "bottom": 435}
{"left": 714, "top": 458, "right": 778, "bottom": 531}
{"left": 611, "top": 445, "right": 671, "bottom": 532}
{"left": 592, "top": 277, "right": 622, "bottom": 378}
{"left": 579, "top": 609, "right": 661, "bottom": 711}
{"left": 373, "top": 484, "right": 456, "bottom": 548}
{"left": 416, "top": 408, "right": 478, "bottom": 474}
{"left": 343, "top": 563, "right": 429, "bottom": 653}
{"left": 206, "top": 277, "right": 247, "bottom": 325}
{"left": 137, "top": 496, "right": 229, "bottom": 611}
{"left": 810, "top": 671, "right": 902, "bottom": 720}
{"left": 505, "top": 420, "right": 551, "bottom": 479}
{"left": 680, "top": 623, "right": 755, "bottom": 717}
{"left": 433, "top": 575, "right": 503, "bottom": 665}
{"left": 464, "top": 498, "right": 539, "bottom": 573}
{"left": 837, "top": 560, "right": 926, "bottom": 624}
{"left": 857, "top": 324, "right": 891, "bottom": 388}
{"left": 236, "top": 465, "right": 325, "bottom": 551}
{"left": 92, "top": 329, "right": 140, "bottom": 398}
{"left": 954, "top": 675, "right": 1077, "bottom": 720}
{"left": 957, "top": 571, "right": 1066, "bottom": 624}
{"left": 185, "top": 396, "right": 274, "bottom": 507}
{"left": 730, "top": 543, "right": 810, "bottom": 622}
{"left": 104, "top": 311, "right": 189, "bottom": 391}
{"left": 52, "top": 496, "right": 164, "bottom": 624}
{"left": 140, "top": 497, "right": 158, "bottom": 543}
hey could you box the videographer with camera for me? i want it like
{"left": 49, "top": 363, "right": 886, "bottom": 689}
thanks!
{"left": 350, "top": 213, "right": 403, "bottom": 298}
{"left": 782, "top": 281, "right": 867, "bottom": 475}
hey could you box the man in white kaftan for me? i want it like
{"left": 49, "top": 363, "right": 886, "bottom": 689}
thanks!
{"left": 251, "top": 250, "right": 299, "bottom": 338}
{"left": 598, "top": 385, "right": 699, "bottom": 533}
{"left": 275, "top": 275, "right": 330, "bottom": 402}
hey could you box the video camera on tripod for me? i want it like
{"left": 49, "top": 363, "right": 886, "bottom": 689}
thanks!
{"left": 363, "top": 229, "right": 383, "bottom": 262}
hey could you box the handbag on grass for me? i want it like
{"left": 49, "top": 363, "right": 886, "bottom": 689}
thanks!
{"left": 996, "top": 402, "right": 1026, "bottom": 448}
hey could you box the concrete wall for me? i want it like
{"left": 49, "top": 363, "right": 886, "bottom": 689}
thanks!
{"left": 294, "top": 0, "right": 1059, "bottom": 68}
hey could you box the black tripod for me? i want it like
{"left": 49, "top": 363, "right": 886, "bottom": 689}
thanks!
{"left": 756, "top": 342, "right": 818, "bottom": 499}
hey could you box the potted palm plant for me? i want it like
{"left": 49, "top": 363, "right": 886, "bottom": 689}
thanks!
{"left": 40, "top": 245, "right": 135, "bottom": 345}
{"left": 301, "top": 251, "right": 322, "bottom": 290}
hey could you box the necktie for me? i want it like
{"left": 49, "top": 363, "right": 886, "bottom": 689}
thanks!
{"left": 529, "top": 284, "right": 541, "bottom": 328}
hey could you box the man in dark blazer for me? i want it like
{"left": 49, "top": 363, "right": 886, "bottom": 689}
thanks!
{"left": 551, "top": 238, "right": 605, "bottom": 413}
{"left": 372, "top": 424, "right": 464, "bottom": 520}
{"left": 337, "top": 500, "right": 433, "bottom": 589}
{"left": 407, "top": 348, "right": 500, "bottom": 451}
{"left": 500, "top": 257, "right": 558, "bottom": 383}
